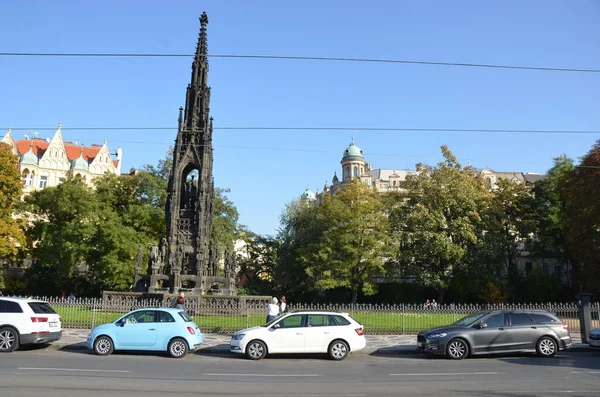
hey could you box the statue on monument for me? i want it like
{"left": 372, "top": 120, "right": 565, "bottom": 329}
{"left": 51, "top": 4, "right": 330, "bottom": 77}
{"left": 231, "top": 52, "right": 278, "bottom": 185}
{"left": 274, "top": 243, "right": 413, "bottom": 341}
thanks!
{"left": 158, "top": 238, "right": 167, "bottom": 274}
{"left": 135, "top": 244, "right": 144, "bottom": 275}
{"left": 148, "top": 243, "right": 159, "bottom": 274}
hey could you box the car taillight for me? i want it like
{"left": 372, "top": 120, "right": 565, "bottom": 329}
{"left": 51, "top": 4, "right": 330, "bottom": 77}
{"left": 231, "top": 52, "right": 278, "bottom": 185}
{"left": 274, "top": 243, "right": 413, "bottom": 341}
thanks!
{"left": 31, "top": 317, "right": 48, "bottom": 323}
{"left": 562, "top": 323, "right": 568, "bottom": 330}
{"left": 355, "top": 327, "right": 364, "bottom": 336}
{"left": 187, "top": 326, "right": 195, "bottom": 335}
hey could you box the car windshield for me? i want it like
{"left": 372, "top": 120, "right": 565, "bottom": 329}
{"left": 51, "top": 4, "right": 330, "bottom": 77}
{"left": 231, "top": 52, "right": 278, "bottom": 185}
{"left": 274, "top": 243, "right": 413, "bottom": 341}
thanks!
{"left": 454, "top": 313, "right": 487, "bottom": 326}
{"left": 263, "top": 314, "right": 288, "bottom": 327}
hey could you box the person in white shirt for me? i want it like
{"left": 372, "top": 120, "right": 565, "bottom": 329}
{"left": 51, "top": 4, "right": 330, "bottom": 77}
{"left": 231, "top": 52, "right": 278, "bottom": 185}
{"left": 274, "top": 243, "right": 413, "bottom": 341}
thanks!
{"left": 266, "top": 297, "right": 279, "bottom": 323}
{"left": 279, "top": 295, "right": 287, "bottom": 314}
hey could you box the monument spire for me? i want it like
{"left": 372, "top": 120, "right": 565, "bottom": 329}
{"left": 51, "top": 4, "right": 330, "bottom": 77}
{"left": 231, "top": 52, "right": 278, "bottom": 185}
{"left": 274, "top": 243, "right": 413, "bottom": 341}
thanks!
{"left": 158, "top": 12, "right": 227, "bottom": 296}
{"left": 184, "top": 12, "right": 211, "bottom": 130}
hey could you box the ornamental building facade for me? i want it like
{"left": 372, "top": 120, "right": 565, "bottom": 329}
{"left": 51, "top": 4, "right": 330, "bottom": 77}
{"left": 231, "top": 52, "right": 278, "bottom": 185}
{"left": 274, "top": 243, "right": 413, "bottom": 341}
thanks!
{"left": 1, "top": 124, "right": 122, "bottom": 193}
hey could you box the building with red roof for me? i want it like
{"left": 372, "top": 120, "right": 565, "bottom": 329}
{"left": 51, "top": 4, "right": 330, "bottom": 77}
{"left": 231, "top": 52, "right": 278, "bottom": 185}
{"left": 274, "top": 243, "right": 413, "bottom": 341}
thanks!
{"left": 1, "top": 123, "right": 122, "bottom": 193}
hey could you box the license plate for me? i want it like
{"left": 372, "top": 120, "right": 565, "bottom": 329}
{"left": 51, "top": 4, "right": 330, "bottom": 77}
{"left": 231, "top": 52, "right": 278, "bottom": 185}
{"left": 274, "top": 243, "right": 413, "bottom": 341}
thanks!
{"left": 49, "top": 322, "right": 58, "bottom": 328}
{"left": 590, "top": 340, "right": 600, "bottom": 346}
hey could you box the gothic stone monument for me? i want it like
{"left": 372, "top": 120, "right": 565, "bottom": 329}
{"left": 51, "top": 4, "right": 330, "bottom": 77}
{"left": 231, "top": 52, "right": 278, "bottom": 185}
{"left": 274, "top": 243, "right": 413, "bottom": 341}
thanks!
{"left": 133, "top": 12, "right": 236, "bottom": 296}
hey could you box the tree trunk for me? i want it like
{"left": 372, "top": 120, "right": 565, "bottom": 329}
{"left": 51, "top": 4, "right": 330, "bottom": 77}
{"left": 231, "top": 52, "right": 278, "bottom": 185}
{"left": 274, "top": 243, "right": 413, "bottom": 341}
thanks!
{"left": 437, "top": 289, "right": 445, "bottom": 304}
{"left": 351, "top": 288, "right": 358, "bottom": 304}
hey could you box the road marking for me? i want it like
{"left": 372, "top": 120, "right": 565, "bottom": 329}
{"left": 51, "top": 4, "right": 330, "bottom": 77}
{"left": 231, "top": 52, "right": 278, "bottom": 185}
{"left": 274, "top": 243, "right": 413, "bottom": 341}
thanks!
{"left": 18, "top": 367, "right": 130, "bottom": 373}
{"left": 389, "top": 372, "right": 503, "bottom": 376}
{"left": 202, "top": 373, "right": 321, "bottom": 377}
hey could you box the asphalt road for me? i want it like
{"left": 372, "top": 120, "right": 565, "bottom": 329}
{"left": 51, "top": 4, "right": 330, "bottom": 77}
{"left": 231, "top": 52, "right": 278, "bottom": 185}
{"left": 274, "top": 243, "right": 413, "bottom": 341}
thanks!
{"left": 0, "top": 348, "right": 599, "bottom": 397}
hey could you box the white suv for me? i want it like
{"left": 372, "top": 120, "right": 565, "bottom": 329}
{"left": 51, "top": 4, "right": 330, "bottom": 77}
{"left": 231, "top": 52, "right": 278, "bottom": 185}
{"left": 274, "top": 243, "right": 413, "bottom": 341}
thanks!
{"left": 230, "top": 311, "right": 366, "bottom": 360}
{"left": 0, "top": 297, "right": 62, "bottom": 352}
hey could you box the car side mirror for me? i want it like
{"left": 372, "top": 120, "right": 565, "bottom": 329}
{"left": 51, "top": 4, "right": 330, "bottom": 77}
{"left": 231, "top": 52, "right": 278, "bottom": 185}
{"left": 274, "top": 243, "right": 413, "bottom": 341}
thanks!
{"left": 117, "top": 320, "right": 125, "bottom": 327}
{"left": 478, "top": 323, "right": 488, "bottom": 329}
{"left": 272, "top": 323, "right": 280, "bottom": 329}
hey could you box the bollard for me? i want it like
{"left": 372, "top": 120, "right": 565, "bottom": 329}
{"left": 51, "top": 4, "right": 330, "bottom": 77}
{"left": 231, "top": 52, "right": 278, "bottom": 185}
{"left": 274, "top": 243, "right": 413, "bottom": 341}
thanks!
{"left": 576, "top": 293, "right": 593, "bottom": 344}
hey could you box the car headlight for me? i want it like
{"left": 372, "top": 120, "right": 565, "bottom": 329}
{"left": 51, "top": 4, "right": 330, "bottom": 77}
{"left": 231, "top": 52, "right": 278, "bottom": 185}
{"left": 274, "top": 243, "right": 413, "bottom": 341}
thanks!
{"left": 427, "top": 332, "right": 448, "bottom": 339}
{"left": 232, "top": 334, "right": 245, "bottom": 341}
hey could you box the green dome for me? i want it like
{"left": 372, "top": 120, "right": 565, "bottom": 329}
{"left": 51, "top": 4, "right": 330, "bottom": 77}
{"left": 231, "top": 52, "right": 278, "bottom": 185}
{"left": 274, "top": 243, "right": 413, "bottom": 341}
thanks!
{"left": 342, "top": 140, "right": 364, "bottom": 159}
{"left": 20, "top": 147, "right": 39, "bottom": 165}
{"left": 71, "top": 154, "right": 89, "bottom": 171}
{"left": 300, "top": 188, "right": 316, "bottom": 201}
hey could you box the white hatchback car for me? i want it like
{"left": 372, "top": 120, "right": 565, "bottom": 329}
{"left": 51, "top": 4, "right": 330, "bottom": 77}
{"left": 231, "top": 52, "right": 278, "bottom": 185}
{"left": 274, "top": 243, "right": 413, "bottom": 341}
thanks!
{"left": 230, "top": 311, "right": 366, "bottom": 360}
{"left": 0, "top": 297, "right": 62, "bottom": 352}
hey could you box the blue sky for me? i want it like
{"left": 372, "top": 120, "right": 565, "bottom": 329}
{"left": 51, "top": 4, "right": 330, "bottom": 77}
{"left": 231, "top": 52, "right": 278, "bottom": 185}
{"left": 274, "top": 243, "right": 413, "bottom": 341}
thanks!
{"left": 1, "top": 0, "right": 599, "bottom": 236}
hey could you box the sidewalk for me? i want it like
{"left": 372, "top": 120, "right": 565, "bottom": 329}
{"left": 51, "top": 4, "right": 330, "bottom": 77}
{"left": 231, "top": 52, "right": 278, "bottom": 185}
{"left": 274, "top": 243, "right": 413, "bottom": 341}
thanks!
{"left": 51, "top": 329, "right": 592, "bottom": 355}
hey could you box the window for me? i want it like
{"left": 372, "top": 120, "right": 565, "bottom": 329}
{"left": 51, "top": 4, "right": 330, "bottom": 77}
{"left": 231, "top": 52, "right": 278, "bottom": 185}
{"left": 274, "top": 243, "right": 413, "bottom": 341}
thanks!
{"left": 353, "top": 166, "right": 358, "bottom": 177}
{"left": 28, "top": 302, "right": 56, "bottom": 314}
{"left": 482, "top": 313, "right": 505, "bottom": 327}
{"left": 277, "top": 315, "right": 306, "bottom": 328}
{"left": 159, "top": 311, "right": 175, "bottom": 323}
{"left": 124, "top": 310, "right": 156, "bottom": 324}
{"left": 178, "top": 311, "right": 192, "bottom": 322}
{"left": 345, "top": 166, "right": 350, "bottom": 178}
{"left": 22, "top": 173, "right": 33, "bottom": 186}
{"left": 455, "top": 313, "right": 486, "bottom": 326}
{"left": 308, "top": 315, "right": 329, "bottom": 327}
{"left": 529, "top": 314, "right": 558, "bottom": 324}
{"left": 510, "top": 313, "right": 534, "bottom": 326}
{"left": 38, "top": 175, "right": 48, "bottom": 189}
{"left": 1, "top": 301, "right": 23, "bottom": 313}
{"left": 331, "top": 315, "right": 351, "bottom": 326}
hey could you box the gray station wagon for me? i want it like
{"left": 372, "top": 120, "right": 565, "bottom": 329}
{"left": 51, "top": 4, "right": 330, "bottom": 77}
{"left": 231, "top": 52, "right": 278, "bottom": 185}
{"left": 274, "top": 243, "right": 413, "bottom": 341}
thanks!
{"left": 417, "top": 309, "right": 572, "bottom": 359}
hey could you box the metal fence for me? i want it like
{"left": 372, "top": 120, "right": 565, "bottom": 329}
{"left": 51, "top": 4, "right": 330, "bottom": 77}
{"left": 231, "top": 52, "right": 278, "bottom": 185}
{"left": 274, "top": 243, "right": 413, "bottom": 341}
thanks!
{"left": 28, "top": 297, "right": 599, "bottom": 335}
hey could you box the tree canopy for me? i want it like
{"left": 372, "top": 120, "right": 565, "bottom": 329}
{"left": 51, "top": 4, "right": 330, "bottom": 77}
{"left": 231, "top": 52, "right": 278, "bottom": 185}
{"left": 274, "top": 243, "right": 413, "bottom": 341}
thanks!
{"left": 390, "top": 146, "right": 489, "bottom": 302}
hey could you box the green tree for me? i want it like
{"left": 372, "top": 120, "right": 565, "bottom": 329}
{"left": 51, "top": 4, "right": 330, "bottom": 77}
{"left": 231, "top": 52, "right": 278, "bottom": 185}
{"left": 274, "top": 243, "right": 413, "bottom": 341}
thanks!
{"left": 235, "top": 231, "right": 280, "bottom": 296}
{"left": 211, "top": 188, "right": 241, "bottom": 253}
{"left": 93, "top": 171, "right": 166, "bottom": 240}
{"left": 530, "top": 155, "right": 575, "bottom": 286}
{"left": 275, "top": 198, "right": 322, "bottom": 300}
{"left": 22, "top": 180, "right": 140, "bottom": 294}
{"left": 562, "top": 140, "right": 600, "bottom": 293}
{"left": 472, "top": 178, "right": 536, "bottom": 294}
{"left": 0, "top": 142, "right": 26, "bottom": 262}
{"left": 300, "top": 179, "right": 392, "bottom": 303}
{"left": 391, "top": 146, "right": 489, "bottom": 302}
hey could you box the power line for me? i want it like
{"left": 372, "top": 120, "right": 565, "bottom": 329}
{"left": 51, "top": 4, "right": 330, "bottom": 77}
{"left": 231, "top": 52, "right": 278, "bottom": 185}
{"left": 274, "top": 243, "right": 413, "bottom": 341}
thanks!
{"left": 8, "top": 133, "right": 600, "bottom": 169}
{"left": 0, "top": 52, "right": 598, "bottom": 74}
{"left": 6, "top": 126, "right": 600, "bottom": 134}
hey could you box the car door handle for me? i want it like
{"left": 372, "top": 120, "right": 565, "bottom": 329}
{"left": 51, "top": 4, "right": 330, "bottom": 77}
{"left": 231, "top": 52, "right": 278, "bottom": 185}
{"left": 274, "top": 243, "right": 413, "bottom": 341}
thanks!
{"left": 296, "top": 333, "right": 304, "bottom": 335}
{"left": 498, "top": 328, "right": 505, "bottom": 330}
{"left": 531, "top": 326, "right": 537, "bottom": 329}
{"left": 324, "top": 332, "right": 331, "bottom": 334}
{"left": 148, "top": 328, "right": 156, "bottom": 331}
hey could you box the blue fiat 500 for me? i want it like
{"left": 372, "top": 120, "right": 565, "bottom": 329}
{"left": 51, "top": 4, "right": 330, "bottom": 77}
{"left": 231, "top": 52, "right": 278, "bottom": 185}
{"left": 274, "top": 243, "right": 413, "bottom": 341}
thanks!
{"left": 86, "top": 308, "right": 203, "bottom": 358}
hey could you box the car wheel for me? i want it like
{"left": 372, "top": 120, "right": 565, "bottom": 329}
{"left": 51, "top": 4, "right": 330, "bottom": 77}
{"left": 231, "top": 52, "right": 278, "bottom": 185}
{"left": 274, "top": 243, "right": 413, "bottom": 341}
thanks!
{"left": 93, "top": 336, "right": 114, "bottom": 356}
{"left": 328, "top": 340, "right": 350, "bottom": 361}
{"left": 168, "top": 338, "right": 188, "bottom": 359}
{"left": 0, "top": 327, "right": 19, "bottom": 353}
{"left": 446, "top": 338, "right": 469, "bottom": 360}
{"left": 245, "top": 340, "right": 267, "bottom": 360}
{"left": 537, "top": 336, "right": 557, "bottom": 357}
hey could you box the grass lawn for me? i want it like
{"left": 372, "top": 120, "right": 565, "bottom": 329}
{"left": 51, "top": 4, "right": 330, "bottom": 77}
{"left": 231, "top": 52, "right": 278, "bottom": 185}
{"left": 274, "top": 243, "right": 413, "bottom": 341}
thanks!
{"left": 54, "top": 306, "right": 586, "bottom": 334}
{"left": 54, "top": 306, "right": 469, "bottom": 334}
